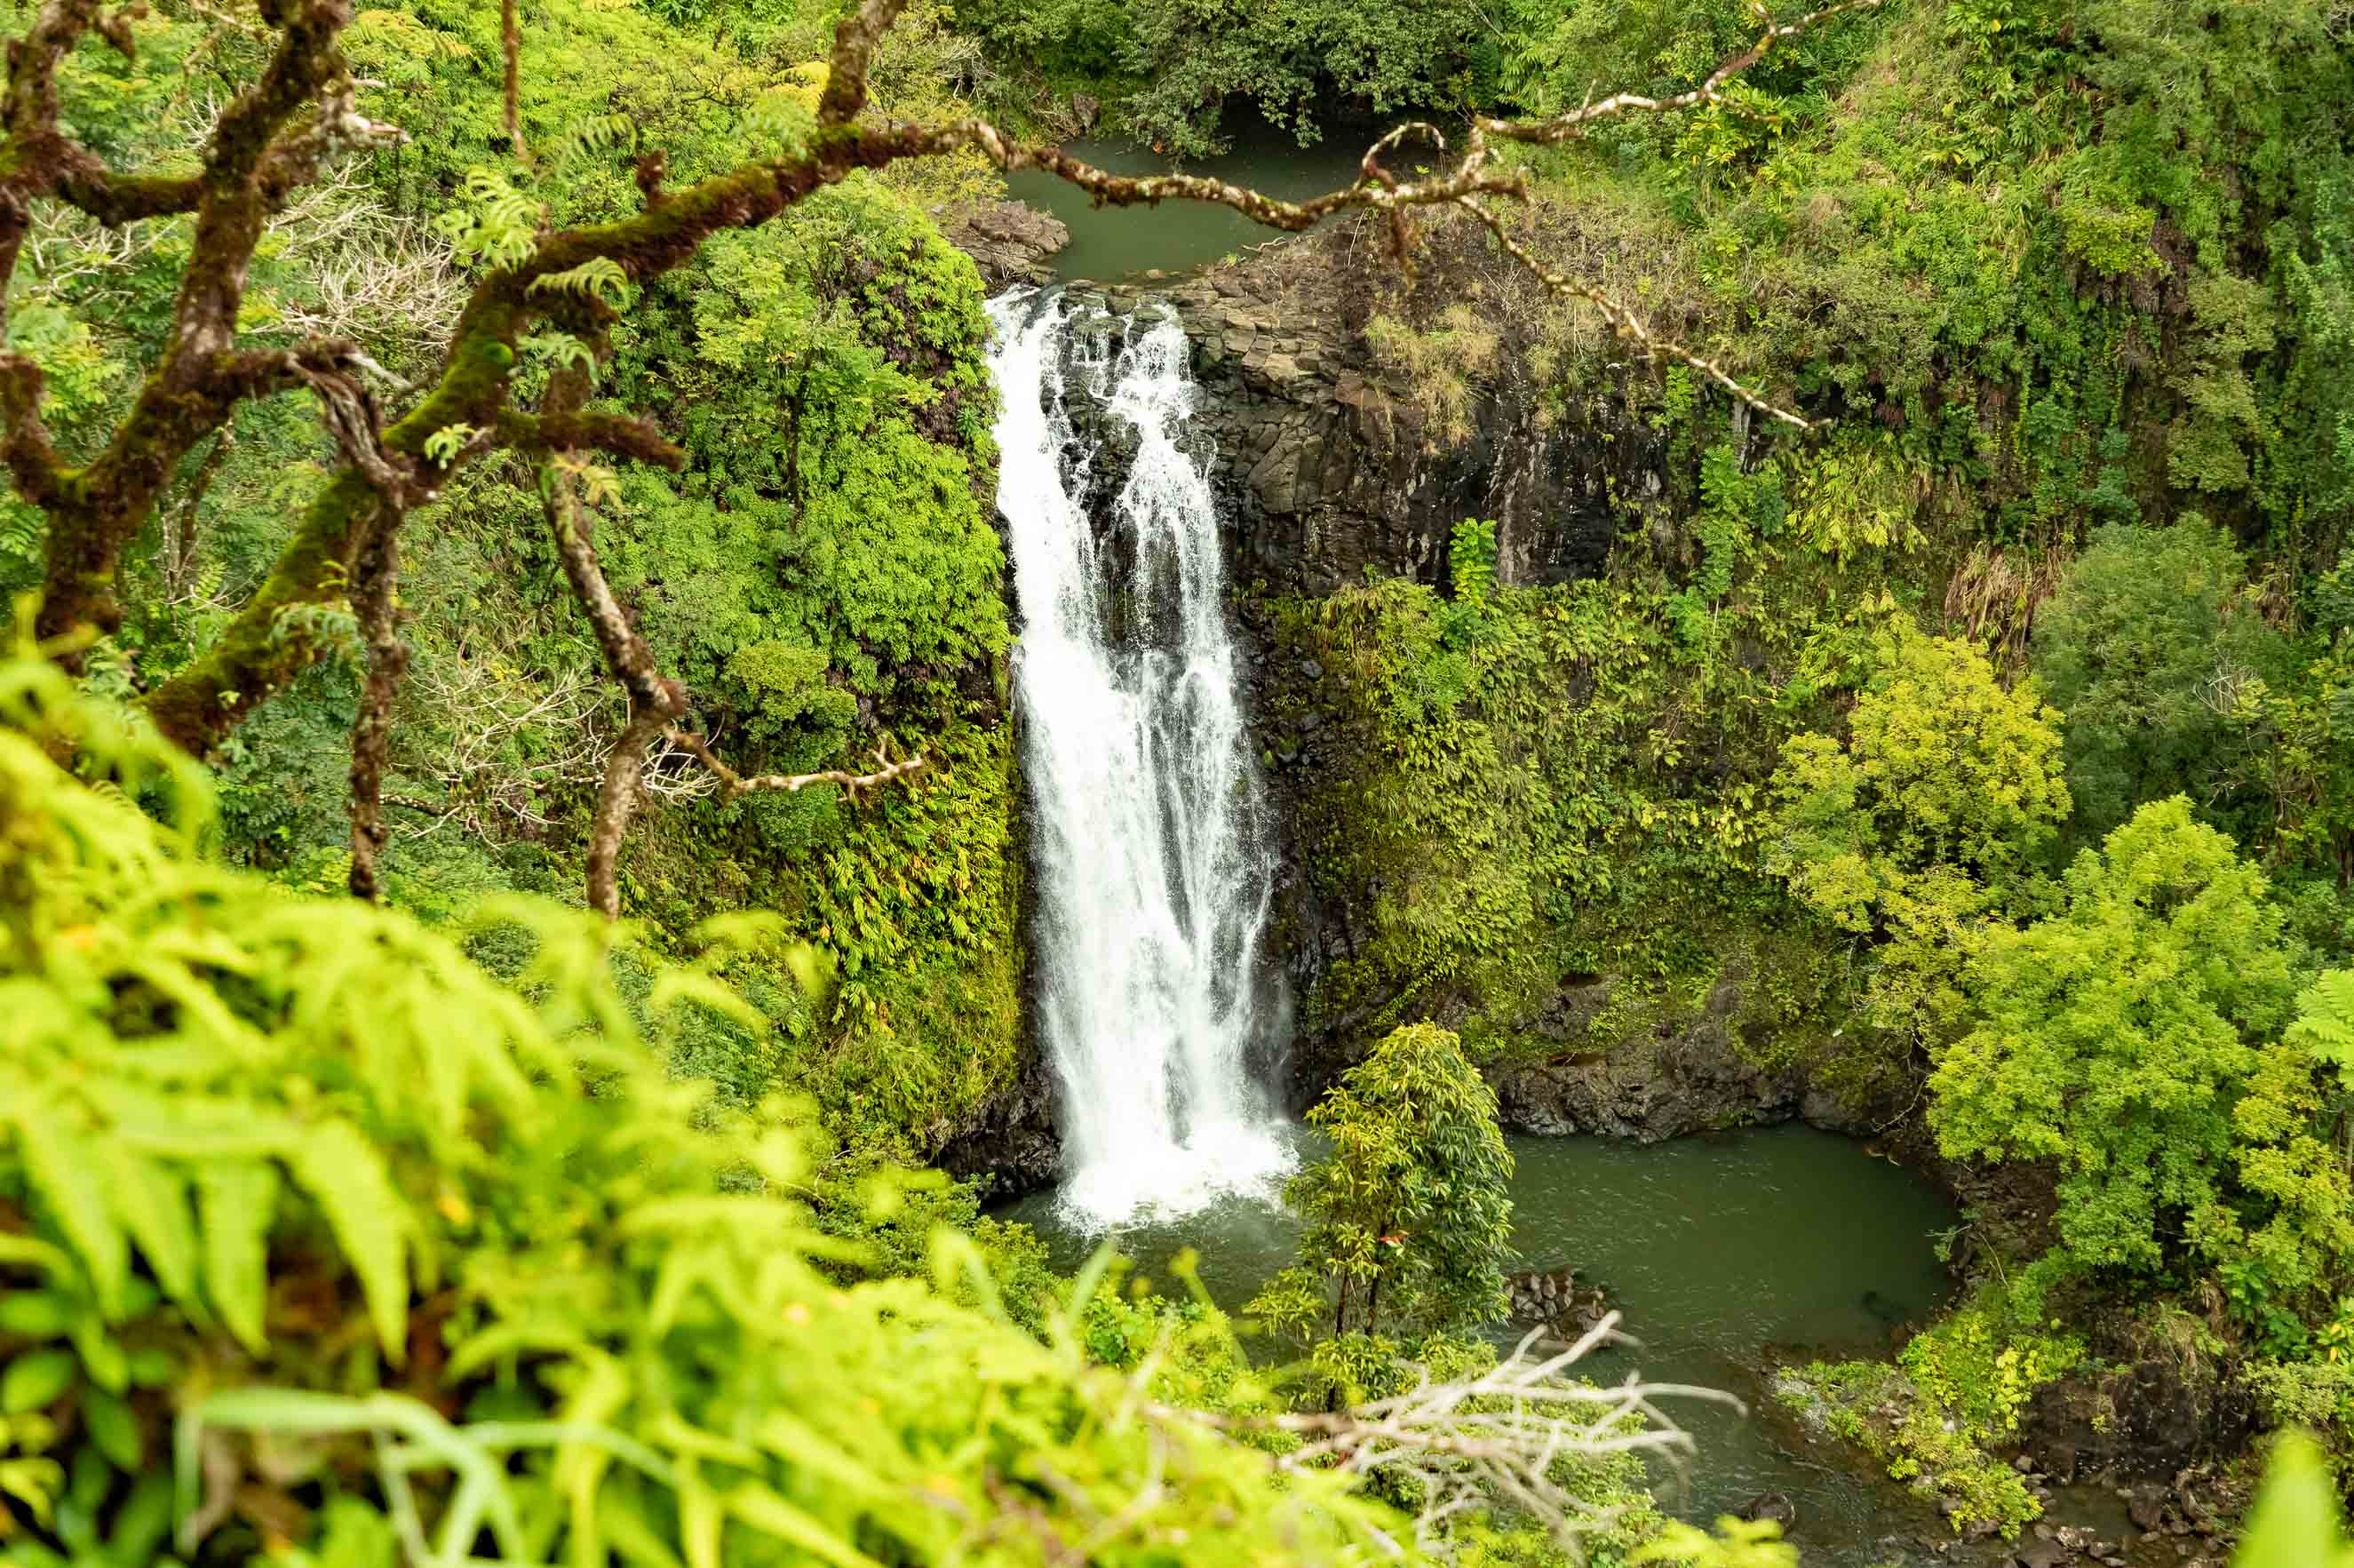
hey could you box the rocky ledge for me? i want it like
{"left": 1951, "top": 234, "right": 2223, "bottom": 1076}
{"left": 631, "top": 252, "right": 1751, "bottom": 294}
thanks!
{"left": 935, "top": 1038, "right": 1062, "bottom": 1200}
{"left": 941, "top": 198, "right": 1072, "bottom": 291}
{"left": 1483, "top": 971, "right": 1887, "bottom": 1140}
{"left": 1086, "top": 227, "right": 1675, "bottom": 596}
{"left": 945, "top": 198, "right": 1682, "bottom": 596}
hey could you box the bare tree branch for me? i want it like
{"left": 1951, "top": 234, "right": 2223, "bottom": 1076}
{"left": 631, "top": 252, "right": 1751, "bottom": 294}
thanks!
{"left": 164, "top": 428, "right": 235, "bottom": 598}
{"left": 1149, "top": 1314, "right": 1742, "bottom": 1557}
{"left": 664, "top": 728, "right": 926, "bottom": 801}
{"left": 537, "top": 456, "right": 688, "bottom": 918}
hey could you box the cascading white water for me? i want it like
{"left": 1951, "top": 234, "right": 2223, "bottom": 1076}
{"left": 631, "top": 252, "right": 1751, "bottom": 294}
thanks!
{"left": 988, "top": 286, "right": 1293, "bottom": 1229}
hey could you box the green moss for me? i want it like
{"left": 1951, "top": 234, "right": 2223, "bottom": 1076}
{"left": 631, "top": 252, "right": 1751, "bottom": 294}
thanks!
{"left": 1269, "top": 505, "right": 1905, "bottom": 1086}
{"left": 1777, "top": 1275, "right": 2087, "bottom": 1540}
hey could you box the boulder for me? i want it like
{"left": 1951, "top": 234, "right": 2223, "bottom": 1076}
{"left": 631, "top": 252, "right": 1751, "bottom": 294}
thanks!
{"left": 938, "top": 199, "right": 1070, "bottom": 290}
{"left": 1505, "top": 1265, "right": 1614, "bottom": 1340}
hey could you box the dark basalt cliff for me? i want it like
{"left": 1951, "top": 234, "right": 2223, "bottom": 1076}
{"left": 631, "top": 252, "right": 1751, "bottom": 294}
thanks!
{"left": 943, "top": 207, "right": 1837, "bottom": 1183}
{"left": 1090, "top": 243, "right": 1671, "bottom": 597}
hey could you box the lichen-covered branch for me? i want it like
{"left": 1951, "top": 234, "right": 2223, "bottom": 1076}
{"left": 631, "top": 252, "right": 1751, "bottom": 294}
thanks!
{"left": 499, "top": 0, "right": 523, "bottom": 161}
{"left": 24, "top": 0, "right": 408, "bottom": 656}
{"left": 345, "top": 504, "right": 404, "bottom": 902}
{"left": 815, "top": 0, "right": 910, "bottom": 128}
{"left": 664, "top": 728, "right": 925, "bottom": 802}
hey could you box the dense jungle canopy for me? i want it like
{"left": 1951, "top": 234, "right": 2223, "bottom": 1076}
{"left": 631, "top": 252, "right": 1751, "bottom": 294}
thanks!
{"left": 4, "top": 0, "right": 2354, "bottom": 1563}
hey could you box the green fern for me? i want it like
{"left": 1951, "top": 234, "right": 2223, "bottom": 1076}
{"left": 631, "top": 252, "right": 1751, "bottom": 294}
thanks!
{"left": 2290, "top": 969, "right": 2354, "bottom": 1077}
{"left": 529, "top": 256, "right": 631, "bottom": 308}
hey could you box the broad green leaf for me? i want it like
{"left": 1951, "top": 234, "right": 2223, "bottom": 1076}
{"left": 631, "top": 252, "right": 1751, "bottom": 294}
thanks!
{"left": 0, "top": 1293, "right": 73, "bottom": 1340}
{"left": 195, "top": 1159, "right": 279, "bottom": 1354}
{"left": 110, "top": 1471, "right": 175, "bottom": 1566}
{"left": 2235, "top": 1430, "right": 2346, "bottom": 1568}
{"left": 677, "top": 1469, "right": 722, "bottom": 1568}
{"left": 80, "top": 1388, "right": 139, "bottom": 1470}
{"left": 723, "top": 1484, "right": 880, "bottom": 1568}
{"left": 2, "top": 1349, "right": 76, "bottom": 1413}
{"left": 0, "top": 1454, "right": 65, "bottom": 1528}
{"left": 287, "top": 1122, "right": 410, "bottom": 1362}
{"left": 98, "top": 1144, "right": 197, "bottom": 1309}
{"left": 557, "top": 1354, "right": 631, "bottom": 1568}
{"left": 68, "top": 1322, "right": 127, "bottom": 1396}
{"left": 316, "top": 1495, "right": 396, "bottom": 1568}
{"left": 750, "top": 1411, "right": 893, "bottom": 1503}
{"left": 598, "top": 1484, "right": 687, "bottom": 1568}
{"left": 16, "top": 1116, "right": 128, "bottom": 1318}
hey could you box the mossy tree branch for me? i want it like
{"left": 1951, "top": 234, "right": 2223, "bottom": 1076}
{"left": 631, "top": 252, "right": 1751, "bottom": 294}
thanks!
{"left": 12, "top": 0, "right": 404, "bottom": 657}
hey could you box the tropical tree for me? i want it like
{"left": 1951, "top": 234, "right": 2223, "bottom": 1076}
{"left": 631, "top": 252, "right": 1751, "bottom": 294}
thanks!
{"left": 1928, "top": 799, "right": 2351, "bottom": 1317}
{"left": 1766, "top": 616, "right": 2070, "bottom": 1048}
{"left": 1248, "top": 1022, "right": 1515, "bottom": 1403}
{"left": 2031, "top": 517, "right": 2288, "bottom": 844}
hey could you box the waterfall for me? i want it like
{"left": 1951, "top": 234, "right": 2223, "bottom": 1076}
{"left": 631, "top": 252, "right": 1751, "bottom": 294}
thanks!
{"left": 987, "top": 287, "right": 1292, "bottom": 1228}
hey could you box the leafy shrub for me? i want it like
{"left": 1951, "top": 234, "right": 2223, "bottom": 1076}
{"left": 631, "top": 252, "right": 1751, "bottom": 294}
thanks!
{"left": 2031, "top": 520, "right": 2288, "bottom": 845}
{"left": 1767, "top": 617, "right": 2069, "bottom": 1047}
{"left": 1929, "top": 798, "right": 2352, "bottom": 1295}
{"left": 1248, "top": 1023, "right": 1514, "bottom": 1405}
{"left": 0, "top": 651, "right": 1410, "bottom": 1566}
{"left": 1777, "top": 1271, "right": 2078, "bottom": 1541}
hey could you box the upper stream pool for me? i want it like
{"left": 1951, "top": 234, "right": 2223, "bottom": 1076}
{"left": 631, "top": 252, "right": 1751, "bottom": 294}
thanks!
{"left": 1004, "top": 1123, "right": 1963, "bottom": 1566}
{"left": 1005, "top": 119, "right": 1420, "bottom": 283}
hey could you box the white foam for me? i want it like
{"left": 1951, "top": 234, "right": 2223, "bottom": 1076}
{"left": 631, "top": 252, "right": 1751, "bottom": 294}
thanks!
{"left": 988, "top": 288, "right": 1295, "bottom": 1231}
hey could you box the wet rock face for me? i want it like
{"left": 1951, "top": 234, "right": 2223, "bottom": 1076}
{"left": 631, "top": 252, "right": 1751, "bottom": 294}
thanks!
{"left": 1483, "top": 983, "right": 1888, "bottom": 1142}
{"left": 1016, "top": 216, "right": 1682, "bottom": 595}
{"left": 1118, "top": 267, "right": 1666, "bottom": 595}
{"left": 941, "top": 200, "right": 1072, "bottom": 291}
{"left": 2017, "top": 1354, "right": 2258, "bottom": 1484}
{"left": 935, "top": 1039, "right": 1062, "bottom": 1199}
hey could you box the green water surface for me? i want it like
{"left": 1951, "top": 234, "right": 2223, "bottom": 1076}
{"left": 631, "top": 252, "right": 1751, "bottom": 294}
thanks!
{"left": 1005, "top": 1124, "right": 1963, "bottom": 1565}
{"left": 1005, "top": 120, "right": 1418, "bottom": 282}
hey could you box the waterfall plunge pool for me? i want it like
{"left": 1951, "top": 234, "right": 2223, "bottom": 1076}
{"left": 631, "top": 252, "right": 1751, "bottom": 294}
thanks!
{"left": 1005, "top": 115, "right": 1435, "bottom": 283}
{"left": 1002, "top": 1124, "right": 1964, "bottom": 1566}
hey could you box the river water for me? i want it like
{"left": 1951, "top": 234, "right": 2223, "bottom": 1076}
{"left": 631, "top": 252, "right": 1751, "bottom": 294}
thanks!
{"left": 1005, "top": 1125, "right": 1963, "bottom": 1565}
{"left": 1006, "top": 117, "right": 1415, "bottom": 282}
